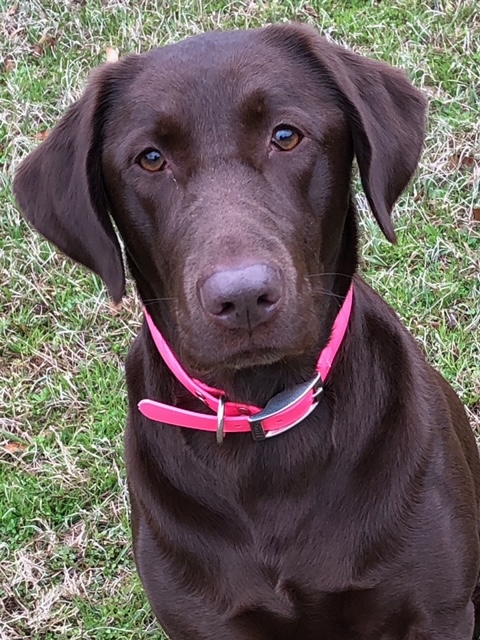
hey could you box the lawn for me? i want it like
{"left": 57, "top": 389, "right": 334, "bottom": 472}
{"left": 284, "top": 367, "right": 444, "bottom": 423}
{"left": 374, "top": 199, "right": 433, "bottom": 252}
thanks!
{"left": 1, "top": 0, "right": 479, "bottom": 638}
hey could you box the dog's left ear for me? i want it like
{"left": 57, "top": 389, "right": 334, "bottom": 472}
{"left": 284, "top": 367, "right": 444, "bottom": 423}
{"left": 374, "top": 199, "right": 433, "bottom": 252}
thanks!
{"left": 265, "top": 24, "right": 428, "bottom": 242}
{"left": 13, "top": 57, "right": 143, "bottom": 303}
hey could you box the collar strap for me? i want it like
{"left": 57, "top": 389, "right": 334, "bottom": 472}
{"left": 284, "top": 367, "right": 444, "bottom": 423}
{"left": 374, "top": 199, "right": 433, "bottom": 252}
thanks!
{"left": 138, "top": 286, "right": 354, "bottom": 442}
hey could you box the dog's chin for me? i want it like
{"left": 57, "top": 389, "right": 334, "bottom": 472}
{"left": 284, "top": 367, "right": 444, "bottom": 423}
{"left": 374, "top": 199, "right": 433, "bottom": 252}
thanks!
{"left": 180, "top": 341, "right": 314, "bottom": 376}
{"left": 182, "top": 347, "right": 283, "bottom": 375}
{"left": 217, "top": 348, "right": 286, "bottom": 370}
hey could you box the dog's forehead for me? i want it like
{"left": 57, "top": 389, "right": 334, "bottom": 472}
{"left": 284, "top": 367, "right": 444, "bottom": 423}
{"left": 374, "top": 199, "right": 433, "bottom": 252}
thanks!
{"left": 151, "top": 27, "right": 263, "bottom": 62}
{"left": 100, "top": 26, "right": 351, "bottom": 148}
{"left": 125, "top": 28, "right": 326, "bottom": 110}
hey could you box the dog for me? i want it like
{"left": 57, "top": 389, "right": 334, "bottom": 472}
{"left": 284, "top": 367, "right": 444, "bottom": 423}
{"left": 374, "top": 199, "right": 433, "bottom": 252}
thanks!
{"left": 14, "top": 22, "right": 480, "bottom": 639}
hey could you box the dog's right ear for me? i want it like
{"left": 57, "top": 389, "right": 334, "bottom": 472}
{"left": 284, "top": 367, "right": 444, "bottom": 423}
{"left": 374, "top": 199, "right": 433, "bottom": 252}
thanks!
{"left": 13, "top": 57, "right": 142, "bottom": 303}
{"left": 263, "top": 24, "right": 427, "bottom": 244}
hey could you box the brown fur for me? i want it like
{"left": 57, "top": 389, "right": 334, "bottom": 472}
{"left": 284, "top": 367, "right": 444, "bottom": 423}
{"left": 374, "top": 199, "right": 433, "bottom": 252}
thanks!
{"left": 14, "top": 24, "right": 480, "bottom": 639}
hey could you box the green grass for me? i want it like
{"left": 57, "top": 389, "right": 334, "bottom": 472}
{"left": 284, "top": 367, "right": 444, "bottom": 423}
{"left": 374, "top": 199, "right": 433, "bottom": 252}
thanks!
{"left": 1, "top": 0, "right": 479, "bottom": 637}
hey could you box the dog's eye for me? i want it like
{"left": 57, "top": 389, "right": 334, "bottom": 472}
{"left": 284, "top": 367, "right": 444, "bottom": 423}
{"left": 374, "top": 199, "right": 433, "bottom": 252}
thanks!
{"left": 271, "top": 126, "right": 302, "bottom": 151}
{"left": 138, "top": 149, "right": 166, "bottom": 172}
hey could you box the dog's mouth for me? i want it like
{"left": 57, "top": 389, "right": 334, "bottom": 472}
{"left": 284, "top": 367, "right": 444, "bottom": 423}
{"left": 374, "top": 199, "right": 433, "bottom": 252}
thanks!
{"left": 176, "top": 319, "right": 319, "bottom": 374}
{"left": 186, "top": 345, "right": 291, "bottom": 373}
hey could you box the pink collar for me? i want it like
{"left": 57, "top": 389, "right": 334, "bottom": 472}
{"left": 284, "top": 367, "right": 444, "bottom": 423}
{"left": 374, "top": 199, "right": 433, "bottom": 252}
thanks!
{"left": 138, "top": 286, "right": 354, "bottom": 442}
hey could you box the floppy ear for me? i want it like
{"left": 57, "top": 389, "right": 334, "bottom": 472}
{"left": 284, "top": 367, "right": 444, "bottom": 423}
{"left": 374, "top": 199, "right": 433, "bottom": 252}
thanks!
{"left": 13, "top": 63, "right": 134, "bottom": 302}
{"left": 267, "top": 24, "right": 428, "bottom": 242}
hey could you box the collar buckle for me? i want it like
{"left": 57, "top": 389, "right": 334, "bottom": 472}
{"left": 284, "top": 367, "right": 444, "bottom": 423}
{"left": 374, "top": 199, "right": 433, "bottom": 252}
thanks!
{"left": 248, "top": 373, "right": 323, "bottom": 441}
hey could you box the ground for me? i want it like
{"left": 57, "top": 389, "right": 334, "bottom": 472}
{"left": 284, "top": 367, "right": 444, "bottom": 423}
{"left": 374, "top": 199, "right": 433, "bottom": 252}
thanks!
{"left": 0, "top": 1, "right": 479, "bottom": 638}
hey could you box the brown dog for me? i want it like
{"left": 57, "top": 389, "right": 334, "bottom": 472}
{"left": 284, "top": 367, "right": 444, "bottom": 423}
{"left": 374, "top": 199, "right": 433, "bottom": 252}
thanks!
{"left": 14, "top": 23, "right": 480, "bottom": 640}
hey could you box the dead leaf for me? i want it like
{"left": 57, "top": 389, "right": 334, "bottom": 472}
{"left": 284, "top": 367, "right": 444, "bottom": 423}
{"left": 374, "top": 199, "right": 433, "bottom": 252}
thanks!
{"left": 106, "top": 47, "right": 119, "bottom": 63}
{"left": 110, "top": 300, "right": 123, "bottom": 313}
{"left": 39, "top": 34, "right": 56, "bottom": 47}
{"left": 446, "top": 311, "right": 458, "bottom": 329}
{"left": 304, "top": 4, "right": 319, "bottom": 17}
{"left": 4, "top": 442, "right": 27, "bottom": 454}
{"left": 4, "top": 55, "right": 15, "bottom": 72}
{"left": 450, "top": 153, "right": 476, "bottom": 170}
{"left": 461, "top": 156, "right": 475, "bottom": 167}
{"left": 35, "top": 130, "right": 50, "bottom": 141}
{"left": 32, "top": 34, "right": 56, "bottom": 58}
{"left": 7, "top": 3, "right": 19, "bottom": 15}
{"left": 473, "top": 208, "right": 480, "bottom": 222}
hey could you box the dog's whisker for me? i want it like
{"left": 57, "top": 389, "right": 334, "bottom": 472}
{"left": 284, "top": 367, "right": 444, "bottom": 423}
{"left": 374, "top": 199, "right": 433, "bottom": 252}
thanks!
{"left": 143, "top": 297, "right": 176, "bottom": 305}
{"left": 307, "top": 285, "right": 349, "bottom": 301}
{"left": 306, "top": 272, "right": 352, "bottom": 279}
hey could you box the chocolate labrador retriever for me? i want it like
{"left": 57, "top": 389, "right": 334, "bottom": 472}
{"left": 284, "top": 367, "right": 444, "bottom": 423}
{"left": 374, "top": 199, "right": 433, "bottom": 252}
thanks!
{"left": 14, "top": 23, "right": 480, "bottom": 640}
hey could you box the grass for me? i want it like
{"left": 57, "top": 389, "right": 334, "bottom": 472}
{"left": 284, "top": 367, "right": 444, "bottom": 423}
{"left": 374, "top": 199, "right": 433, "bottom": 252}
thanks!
{"left": 1, "top": 0, "right": 479, "bottom": 637}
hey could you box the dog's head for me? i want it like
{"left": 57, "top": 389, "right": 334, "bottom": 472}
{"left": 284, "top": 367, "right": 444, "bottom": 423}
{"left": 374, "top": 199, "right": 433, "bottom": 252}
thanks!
{"left": 14, "top": 24, "right": 426, "bottom": 373}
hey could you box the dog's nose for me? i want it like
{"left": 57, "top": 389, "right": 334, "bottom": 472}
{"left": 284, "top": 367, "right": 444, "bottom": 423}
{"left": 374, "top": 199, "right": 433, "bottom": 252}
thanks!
{"left": 199, "top": 264, "right": 282, "bottom": 330}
